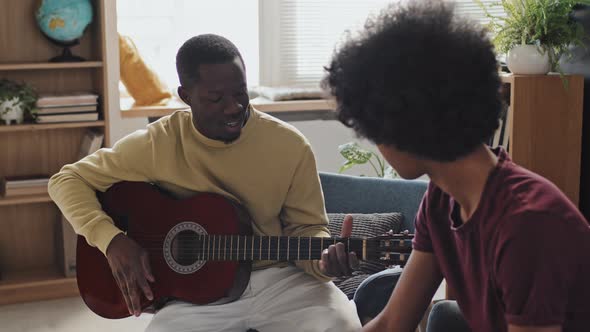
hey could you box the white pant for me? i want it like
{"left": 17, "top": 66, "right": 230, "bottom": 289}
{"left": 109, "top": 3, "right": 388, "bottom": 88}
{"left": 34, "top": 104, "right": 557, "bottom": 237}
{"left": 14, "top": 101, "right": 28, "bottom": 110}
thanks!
{"left": 145, "top": 266, "right": 361, "bottom": 332}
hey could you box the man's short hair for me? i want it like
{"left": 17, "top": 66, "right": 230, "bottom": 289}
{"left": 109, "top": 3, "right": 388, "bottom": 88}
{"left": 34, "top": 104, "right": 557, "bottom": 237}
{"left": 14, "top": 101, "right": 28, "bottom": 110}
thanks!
{"left": 176, "top": 34, "right": 244, "bottom": 87}
{"left": 323, "top": 0, "right": 502, "bottom": 162}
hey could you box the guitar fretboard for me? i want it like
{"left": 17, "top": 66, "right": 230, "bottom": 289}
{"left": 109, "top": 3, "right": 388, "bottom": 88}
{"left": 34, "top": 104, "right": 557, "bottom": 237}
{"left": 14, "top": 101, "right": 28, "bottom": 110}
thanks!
{"left": 173, "top": 234, "right": 411, "bottom": 263}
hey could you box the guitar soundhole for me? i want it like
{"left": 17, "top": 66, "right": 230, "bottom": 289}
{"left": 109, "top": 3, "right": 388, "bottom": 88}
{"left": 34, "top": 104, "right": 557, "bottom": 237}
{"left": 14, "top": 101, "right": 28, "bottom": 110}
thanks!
{"left": 163, "top": 221, "right": 207, "bottom": 274}
{"left": 171, "top": 230, "right": 200, "bottom": 266}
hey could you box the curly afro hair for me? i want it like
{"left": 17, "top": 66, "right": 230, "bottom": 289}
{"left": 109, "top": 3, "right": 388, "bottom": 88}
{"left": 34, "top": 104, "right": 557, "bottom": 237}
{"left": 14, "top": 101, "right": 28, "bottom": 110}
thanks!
{"left": 322, "top": 0, "right": 502, "bottom": 162}
{"left": 176, "top": 34, "right": 244, "bottom": 87}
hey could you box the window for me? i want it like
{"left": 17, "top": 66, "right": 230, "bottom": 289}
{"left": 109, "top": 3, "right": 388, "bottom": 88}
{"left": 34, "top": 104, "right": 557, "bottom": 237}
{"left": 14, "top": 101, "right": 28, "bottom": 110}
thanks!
{"left": 117, "top": 0, "right": 259, "bottom": 90}
{"left": 260, "top": 0, "right": 504, "bottom": 88}
{"left": 259, "top": 0, "right": 393, "bottom": 88}
{"left": 117, "top": 0, "right": 503, "bottom": 92}
{"left": 453, "top": 0, "right": 506, "bottom": 26}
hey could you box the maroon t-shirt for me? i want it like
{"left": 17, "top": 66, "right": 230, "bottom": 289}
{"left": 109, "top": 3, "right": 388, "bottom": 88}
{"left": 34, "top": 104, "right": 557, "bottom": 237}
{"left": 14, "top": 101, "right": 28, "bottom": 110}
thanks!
{"left": 413, "top": 148, "right": 590, "bottom": 331}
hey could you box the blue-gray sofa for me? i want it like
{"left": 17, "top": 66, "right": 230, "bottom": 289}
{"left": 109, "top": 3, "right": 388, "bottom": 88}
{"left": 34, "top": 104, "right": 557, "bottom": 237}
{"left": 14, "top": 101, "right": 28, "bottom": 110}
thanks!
{"left": 320, "top": 172, "right": 428, "bottom": 233}
{"left": 318, "top": 171, "right": 429, "bottom": 322}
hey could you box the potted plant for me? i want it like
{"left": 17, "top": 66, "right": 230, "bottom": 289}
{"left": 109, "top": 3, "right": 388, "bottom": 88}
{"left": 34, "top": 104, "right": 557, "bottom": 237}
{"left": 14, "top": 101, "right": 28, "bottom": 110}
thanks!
{"left": 0, "top": 79, "right": 37, "bottom": 125}
{"left": 338, "top": 142, "right": 398, "bottom": 178}
{"left": 477, "top": 0, "right": 590, "bottom": 75}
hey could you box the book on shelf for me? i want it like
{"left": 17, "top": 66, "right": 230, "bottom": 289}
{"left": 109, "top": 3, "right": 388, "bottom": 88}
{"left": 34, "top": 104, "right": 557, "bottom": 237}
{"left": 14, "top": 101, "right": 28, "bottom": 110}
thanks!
{"left": 35, "top": 104, "right": 98, "bottom": 115}
{"left": 35, "top": 112, "right": 99, "bottom": 124}
{"left": 78, "top": 130, "right": 105, "bottom": 160}
{"left": 36, "top": 92, "right": 99, "bottom": 108}
{"left": 0, "top": 175, "right": 50, "bottom": 197}
{"left": 489, "top": 106, "right": 511, "bottom": 152}
{"left": 491, "top": 118, "right": 503, "bottom": 148}
{"left": 58, "top": 215, "right": 77, "bottom": 278}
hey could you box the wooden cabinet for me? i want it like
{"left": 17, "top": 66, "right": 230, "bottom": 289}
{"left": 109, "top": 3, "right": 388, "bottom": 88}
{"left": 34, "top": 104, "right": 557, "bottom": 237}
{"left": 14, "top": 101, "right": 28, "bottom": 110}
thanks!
{"left": 501, "top": 74, "right": 584, "bottom": 206}
{"left": 0, "top": 0, "right": 109, "bottom": 305}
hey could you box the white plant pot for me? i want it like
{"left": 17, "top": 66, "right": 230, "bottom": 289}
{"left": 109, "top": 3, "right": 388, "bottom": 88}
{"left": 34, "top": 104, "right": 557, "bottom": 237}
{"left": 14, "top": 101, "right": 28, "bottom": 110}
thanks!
{"left": 0, "top": 97, "right": 25, "bottom": 125}
{"left": 506, "top": 44, "right": 551, "bottom": 75}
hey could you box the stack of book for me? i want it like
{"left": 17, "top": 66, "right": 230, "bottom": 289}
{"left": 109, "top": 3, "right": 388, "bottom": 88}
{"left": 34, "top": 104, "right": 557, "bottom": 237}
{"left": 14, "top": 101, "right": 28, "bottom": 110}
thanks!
{"left": 0, "top": 175, "right": 50, "bottom": 197}
{"left": 35, "top": 92, "right": 100, "bottom": 123}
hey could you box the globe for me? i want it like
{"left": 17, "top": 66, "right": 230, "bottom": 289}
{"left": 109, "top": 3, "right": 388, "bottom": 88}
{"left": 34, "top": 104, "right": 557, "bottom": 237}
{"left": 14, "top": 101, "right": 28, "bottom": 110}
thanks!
{"left": 35, "top": 0, "right": 93, "bottom": 62}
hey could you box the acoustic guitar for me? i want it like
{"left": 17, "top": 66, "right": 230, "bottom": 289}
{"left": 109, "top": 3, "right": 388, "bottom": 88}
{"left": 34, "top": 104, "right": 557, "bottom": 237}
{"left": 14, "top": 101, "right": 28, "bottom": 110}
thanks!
{"left": 76, "top": 181, "right": 413, "bottom": 319}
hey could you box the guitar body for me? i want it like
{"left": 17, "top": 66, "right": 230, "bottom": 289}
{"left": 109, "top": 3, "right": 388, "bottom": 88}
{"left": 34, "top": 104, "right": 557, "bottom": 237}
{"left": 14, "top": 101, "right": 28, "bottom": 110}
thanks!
{"left": 76, "top": 182, "right": 252, "bottom": 319}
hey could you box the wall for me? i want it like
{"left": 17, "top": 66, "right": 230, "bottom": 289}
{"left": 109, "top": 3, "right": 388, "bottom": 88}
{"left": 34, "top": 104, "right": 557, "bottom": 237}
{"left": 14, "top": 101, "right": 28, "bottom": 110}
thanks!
{"left": 293, "top": 120, "right": 380, "bottom": 176}
{"left": 104, "top": 0, "right": 148, "bottom": 145}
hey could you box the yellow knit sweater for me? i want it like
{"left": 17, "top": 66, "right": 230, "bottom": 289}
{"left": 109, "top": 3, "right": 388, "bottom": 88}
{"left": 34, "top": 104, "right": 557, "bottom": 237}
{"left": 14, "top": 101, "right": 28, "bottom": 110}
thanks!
{"left": 48, "top": 109, "right": 331, "bottom": 281}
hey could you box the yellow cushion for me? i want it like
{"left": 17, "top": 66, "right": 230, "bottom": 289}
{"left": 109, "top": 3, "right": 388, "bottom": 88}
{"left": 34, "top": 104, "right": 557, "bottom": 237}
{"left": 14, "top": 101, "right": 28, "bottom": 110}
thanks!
{"left": 119, "top": 34, "right": 172, "bottom": 106}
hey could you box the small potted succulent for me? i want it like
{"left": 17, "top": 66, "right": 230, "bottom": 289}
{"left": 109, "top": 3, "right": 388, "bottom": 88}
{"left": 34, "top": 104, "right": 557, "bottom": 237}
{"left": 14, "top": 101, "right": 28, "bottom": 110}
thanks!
{"left": 0, "top": 79, "right": 37, "bottom": 125}
{"left": 477, "top": 0, "right": 590, "bottom": 75}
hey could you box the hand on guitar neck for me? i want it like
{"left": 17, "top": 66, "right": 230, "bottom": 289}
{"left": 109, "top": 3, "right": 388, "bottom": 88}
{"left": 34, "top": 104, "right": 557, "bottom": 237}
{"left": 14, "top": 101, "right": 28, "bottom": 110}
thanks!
{"left": 319, "top": 214, "right": 360, "bottom": 277}
{"left": 106, "top": 233, "right": 156, "bottom": 317}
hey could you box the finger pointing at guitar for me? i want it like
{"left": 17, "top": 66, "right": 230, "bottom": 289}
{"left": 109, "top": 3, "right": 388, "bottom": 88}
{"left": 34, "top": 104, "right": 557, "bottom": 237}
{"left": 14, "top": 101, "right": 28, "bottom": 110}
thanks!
{"left": 106, "top": 233, "right": 155, "bottom": 317}
{"left": 319, "top": 214, "right": 360, "bottom": 277}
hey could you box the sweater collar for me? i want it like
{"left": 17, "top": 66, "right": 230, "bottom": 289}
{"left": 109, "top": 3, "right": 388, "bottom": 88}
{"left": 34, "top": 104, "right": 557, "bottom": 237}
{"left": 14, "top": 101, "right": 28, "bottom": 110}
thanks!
{"left": 189, "top": 104, "right": 258, "bottom": 148}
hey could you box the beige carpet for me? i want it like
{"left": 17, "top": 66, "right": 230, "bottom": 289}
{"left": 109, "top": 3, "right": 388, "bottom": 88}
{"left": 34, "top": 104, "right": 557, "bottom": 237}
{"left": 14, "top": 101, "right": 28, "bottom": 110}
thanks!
{"left": 0, "top": 297, "right": 150, "bottom": 332}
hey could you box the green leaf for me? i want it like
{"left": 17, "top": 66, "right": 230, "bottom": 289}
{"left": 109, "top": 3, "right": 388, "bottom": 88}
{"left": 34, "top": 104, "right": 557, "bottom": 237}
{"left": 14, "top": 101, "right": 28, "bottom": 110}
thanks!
{"left": 339, "top": 160, "right": 356, "bottom": 173}
{"left": 338, "top": 142, "right": 373, "bottom": 164}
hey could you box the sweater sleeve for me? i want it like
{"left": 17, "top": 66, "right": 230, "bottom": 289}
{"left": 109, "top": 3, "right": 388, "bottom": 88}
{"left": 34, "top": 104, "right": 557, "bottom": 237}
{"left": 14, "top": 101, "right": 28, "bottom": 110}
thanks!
{"left": 48, "top": 128, "right": 156, "bottom": 255}
{"left": 280, "top": 143, "right": 332, "bottom": 282}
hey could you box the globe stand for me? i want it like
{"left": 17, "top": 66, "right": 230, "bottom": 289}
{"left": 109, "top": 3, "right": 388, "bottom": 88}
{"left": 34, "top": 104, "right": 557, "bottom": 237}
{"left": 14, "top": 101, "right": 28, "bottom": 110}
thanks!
{"left": 50, "top": 46, "right": 85, "bottom": 62}
{"left": 42, "top": 35, "right": 86, "bottom": 63}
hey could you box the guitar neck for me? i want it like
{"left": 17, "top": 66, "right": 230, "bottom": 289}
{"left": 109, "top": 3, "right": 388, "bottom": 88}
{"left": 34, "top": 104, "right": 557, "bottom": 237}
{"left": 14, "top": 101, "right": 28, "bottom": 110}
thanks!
{"left": 175, "top": 234, "right": 411, "bottom": 262}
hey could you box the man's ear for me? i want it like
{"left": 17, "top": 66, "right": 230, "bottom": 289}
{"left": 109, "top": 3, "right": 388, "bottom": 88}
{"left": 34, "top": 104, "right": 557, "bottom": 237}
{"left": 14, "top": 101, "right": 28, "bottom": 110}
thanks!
{"left": 178, "top": 86, "right": 190, "bottom": 105}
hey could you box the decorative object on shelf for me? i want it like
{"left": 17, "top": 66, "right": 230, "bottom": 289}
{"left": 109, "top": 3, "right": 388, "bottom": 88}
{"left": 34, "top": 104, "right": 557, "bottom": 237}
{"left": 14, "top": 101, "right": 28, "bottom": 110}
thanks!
{"left": 35, "top": 0, "right": 93, "bottom": 62}
{"left": 477, "top": 0, "right": 590, "bottom": 75}
{"left": 506, "top": 44, "right": 551, "bottom": 75}
{"left": 0, "top": 79, "right": 37, "bottom": 125}
{"left": 338, "top": 142, "right": 398, "bottom": 178}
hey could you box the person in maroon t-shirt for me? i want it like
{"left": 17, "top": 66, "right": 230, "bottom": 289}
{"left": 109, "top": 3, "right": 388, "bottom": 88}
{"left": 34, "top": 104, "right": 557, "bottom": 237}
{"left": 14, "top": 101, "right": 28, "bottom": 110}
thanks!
{"left": 322, "top": 1, "right": 590, "bottom": 331}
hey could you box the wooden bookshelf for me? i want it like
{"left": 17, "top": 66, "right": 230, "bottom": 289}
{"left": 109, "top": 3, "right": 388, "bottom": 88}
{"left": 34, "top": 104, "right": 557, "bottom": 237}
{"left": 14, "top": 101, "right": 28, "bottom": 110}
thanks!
{"left": 502, "top": 74, "right": 583, "bottom": 205}
{"left": 0, "top": 193, "right": 52, "bottom": 207}
{"left": 0, "top": 268, "right": 78, "bottom": 305}
{"left": 0, "top": 121, "right": 105, "bottom": 132}
{"left": 0, "top": 0, "right": 109, "bottom": 305}
{"left": 0, "top": 62, "right": 103, "bottom": 71}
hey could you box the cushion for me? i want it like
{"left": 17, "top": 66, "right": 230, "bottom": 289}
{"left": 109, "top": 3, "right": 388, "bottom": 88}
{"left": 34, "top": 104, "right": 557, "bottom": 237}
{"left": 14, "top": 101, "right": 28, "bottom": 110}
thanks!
{"left": 327, "top": 212, "right": 403, "bottom": 298}
{"left": 254, "top": 86, "right": 324, "bottom": 101}
{"left": 119, "top": 34, "right": 172, "bottom": 106}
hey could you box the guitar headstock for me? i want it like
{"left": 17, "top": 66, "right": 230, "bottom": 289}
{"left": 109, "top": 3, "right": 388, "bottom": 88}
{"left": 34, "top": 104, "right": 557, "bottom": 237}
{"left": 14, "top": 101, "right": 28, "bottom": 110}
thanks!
{"left": 365, "top": 230, "right": 414, "bottom": 267}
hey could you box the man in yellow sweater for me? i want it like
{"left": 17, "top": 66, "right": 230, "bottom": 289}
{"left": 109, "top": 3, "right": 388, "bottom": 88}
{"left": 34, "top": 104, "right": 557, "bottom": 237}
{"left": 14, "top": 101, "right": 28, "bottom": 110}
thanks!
{"left": 48, "top": 34, "right": 360, "bottom": 331}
